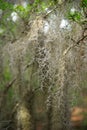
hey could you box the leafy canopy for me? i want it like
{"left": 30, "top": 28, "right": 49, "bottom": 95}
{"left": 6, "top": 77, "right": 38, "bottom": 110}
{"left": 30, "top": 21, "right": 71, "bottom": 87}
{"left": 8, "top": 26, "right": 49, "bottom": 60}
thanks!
{"left": 0, "top": 0, "right": 87, "bottom": 43}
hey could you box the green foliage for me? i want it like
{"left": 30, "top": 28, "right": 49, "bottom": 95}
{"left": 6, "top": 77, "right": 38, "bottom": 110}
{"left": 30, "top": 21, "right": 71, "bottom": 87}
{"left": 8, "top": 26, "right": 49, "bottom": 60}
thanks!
{"left": 81, "top": 0, "right": 87, "bottom": 7}
{"left": 0, "top": 0, "right": 13, "bottom": 10}
{"left": 66, "top": 0, "right": 87, "bottom": 23}
{"left": 14, "top": 4, "right": 31, "bottom": 21}
{"left": 0, "top": 0, "right": 56, "bottom": 43}
{"left": 0, "top": 1, "right": 31, "bottom": 42}
{"left": 67, "top": 10, "right": 82, "bottom": 22}
{"left": 3, "top": 60, "right": 12, "bottom": 81}
{"left": 0, "top": 0, "right": 86, "bottom": 44}
{"left": 30, "top": 0, "right": 55, "bottom": 14}
{"left": 3, "top": 68, "right": 11, "bottom": 81}
{"left": 0, "top": 1, "right": 14, "bottom": 41}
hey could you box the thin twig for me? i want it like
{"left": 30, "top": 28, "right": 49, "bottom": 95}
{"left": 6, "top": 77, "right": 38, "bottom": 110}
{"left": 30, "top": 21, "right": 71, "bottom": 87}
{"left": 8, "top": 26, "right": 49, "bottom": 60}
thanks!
{"left": 43, "top": 6, "right": 59, "bottom": 18}
{"left": 3, "top": 77, "right": 17, "bottom": 94}
{"left": 24, "top": 59, "right": 35, "bottom": 71}
{"left": 1, "top": 59, "right": 35, "bottom": 96}
{"left": 76, "top": 35, "right": 87, "bottom": 44}
{"left": 63, "top": 43, "right": 77, "bottom": 56}
{"left": 63, "top": 33, "right": 87, "bottom": 56}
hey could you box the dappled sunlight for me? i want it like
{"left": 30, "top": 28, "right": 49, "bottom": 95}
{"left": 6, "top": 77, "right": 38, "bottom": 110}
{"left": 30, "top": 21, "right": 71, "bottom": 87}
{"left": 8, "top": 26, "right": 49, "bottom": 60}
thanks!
{"left": 43, "top": 21, "right": 50, "bottom": 34}
{"left": 59, "top": 19, "right": 71, "bottom": 30}
{"left": 11, "top": 11, "right": 19, "bottom": 22}
{"left": 21, "top": 1, "right": 28, "bottom": 8}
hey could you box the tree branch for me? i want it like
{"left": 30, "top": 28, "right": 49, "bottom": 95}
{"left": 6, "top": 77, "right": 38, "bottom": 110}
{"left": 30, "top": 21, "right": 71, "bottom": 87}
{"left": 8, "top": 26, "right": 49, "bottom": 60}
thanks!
{"left": 3, "top": 77, "right": 17, "bottom": 94}
{"left": 63, "top": 32, "right": 87, "bottom": 56}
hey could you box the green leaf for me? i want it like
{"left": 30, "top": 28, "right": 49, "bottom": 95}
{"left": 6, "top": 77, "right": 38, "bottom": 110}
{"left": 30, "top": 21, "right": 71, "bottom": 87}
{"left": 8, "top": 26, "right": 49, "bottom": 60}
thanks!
{"left": 82, "top": 0, "right": 87, "bottom": 7}
{"left": 0, "top": 0, "right": 13, "bottom": 10}
{"left": 67, "top": 10, "right": 82, "bottom": 22}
